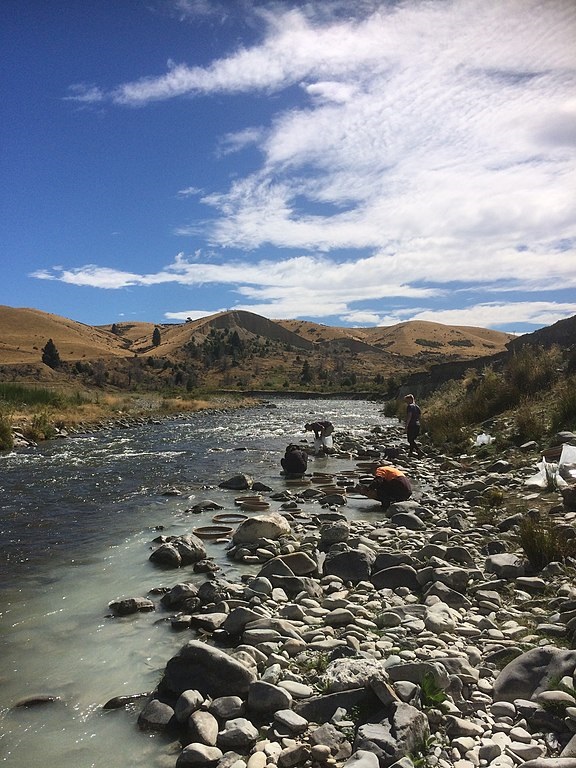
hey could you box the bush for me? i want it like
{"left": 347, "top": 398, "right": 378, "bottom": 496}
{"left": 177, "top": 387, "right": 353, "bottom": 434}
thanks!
{"left": 382, "top": 399, "right": 400, "bottom": 418}
{"left": 551, "top": 375, "right": 576, "bottom": 431}
{"left": 519, "top": 516, "right": 576, "bottom": 572}
{"left": 25, "top": 410, "right": 57, "bottom": 442}
{"left": 0, "top": 383, "right": 63, "bottom": 407}
{"left": 0, "top": 407, "right": 13, "bottom": 451}
{"left": 511, "top": 402, "right": 547, "bottom": 444}
{"left": 507, "top": 346, "right": 561, "bottom": 397}
{"left": 424, "top": 404, "right": 468, "bottom": 450}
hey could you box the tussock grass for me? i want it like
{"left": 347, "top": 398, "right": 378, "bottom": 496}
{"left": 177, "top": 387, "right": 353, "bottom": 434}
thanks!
{"left": 519, "top": 516, "right": 576, "bottom": 572}
{"left": 0, "top": 383, "right": 64, "bottom": 407}
{"left": 552, "top": 375, "right": 576, "bottom": 431}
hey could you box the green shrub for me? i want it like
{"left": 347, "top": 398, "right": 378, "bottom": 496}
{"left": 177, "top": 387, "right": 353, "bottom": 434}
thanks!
{"left": 0, "top": 407, "right": 13, "bottom": 451}
{"left": 26, "top": 410, "right": 57, "bottom": 442}
{"left": 0, "top": 383, "right": 63, "bottom": 407}
{"left": 420, "top": 671, "right": 447, "bottom": 708}
{"left": 423, "top": 405, "right": 468, "bottom": 450}
{"left": 382, "top": 399, "right": 400, "bottom": 418}
{"left": 507, "top": 346, "right": 561, "bottom": 397}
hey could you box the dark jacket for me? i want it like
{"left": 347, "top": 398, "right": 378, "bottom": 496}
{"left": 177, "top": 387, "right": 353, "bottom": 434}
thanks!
{"left": 281, "top": 445, "right": 308, "bottom": 475}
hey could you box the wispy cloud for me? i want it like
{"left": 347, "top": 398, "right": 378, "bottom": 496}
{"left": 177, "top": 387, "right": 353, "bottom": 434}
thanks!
{"left": 176, "top": 186, "right": 202, "bottom": 198}
{"left": 55, "top": 0, "right": 576, "bottom": 330}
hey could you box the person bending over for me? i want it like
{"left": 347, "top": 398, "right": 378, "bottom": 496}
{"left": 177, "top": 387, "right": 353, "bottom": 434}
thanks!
{"left": 304, "top": 420, "right": 334, "bottom": 440}
{"left": 304, "top": 420, "right": 335, "bottom": 454}
{"left": 353, "top": 465, "right": 412, "bottom": 511}
{"left": 281, "top": 444, "right": 308, "bottom": 476}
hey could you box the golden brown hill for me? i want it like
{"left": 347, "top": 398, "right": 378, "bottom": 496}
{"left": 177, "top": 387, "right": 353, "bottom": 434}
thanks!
{"left": 0, "top": 305, "right": 515, "bottom": 391}
{"left": 278, "top": 318, "right": 515, "bottom": 359}
{"left": 0, "top": 306, "right": 132, "bottom": 364}
{"left": 98, "top": 310, "right": 314, "bottom": 359}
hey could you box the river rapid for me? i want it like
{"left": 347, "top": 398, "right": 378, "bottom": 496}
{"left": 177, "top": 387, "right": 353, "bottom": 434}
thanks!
{"left": 0, "top": 398, "right": 396, "bottom": 768}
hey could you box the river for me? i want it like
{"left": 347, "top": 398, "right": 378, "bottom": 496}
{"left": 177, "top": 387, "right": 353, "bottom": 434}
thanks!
{"left": 0, "top": 398, "right": 396, "bottom": 768}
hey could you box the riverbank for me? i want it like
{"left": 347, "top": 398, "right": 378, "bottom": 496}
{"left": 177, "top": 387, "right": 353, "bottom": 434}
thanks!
{"left": 98, "top": 424, "right": 576, "bottom": 768}
{"left": 6, "top": 390, "right": 260, "bottom": 449}
{"left": 4, "top": 399, "right": 576, "bottom": 768}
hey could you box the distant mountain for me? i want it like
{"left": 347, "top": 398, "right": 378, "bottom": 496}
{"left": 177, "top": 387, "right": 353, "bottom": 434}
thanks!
{"left": 0, "top": 305, "right": 519, "bottom": 392}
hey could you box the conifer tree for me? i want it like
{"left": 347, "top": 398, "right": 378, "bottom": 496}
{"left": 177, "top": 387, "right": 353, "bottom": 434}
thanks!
{"left": 41, "top": 338, "right": 61, "bottom": 369}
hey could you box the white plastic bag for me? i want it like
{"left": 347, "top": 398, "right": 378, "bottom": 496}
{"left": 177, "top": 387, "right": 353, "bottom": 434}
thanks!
{"left": 525, "top": 459, "right": 568, "bottom": 489}
{"left": 323, "top": 435, "right": 334, "bottom": 450}
{"left": 474, "top": 433, "right": 494, "bottom": 446}
{"left": 559, "top": 443, "right": 576, "bottom": 481}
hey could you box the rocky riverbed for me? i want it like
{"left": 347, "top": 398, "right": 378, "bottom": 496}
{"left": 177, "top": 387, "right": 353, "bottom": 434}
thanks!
{"left": 104, "top": 427, "right": 576, "bottom": 768}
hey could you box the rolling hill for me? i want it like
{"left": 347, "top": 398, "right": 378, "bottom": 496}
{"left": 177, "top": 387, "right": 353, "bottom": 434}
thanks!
{"left": 0, "top": 305, "right": 517, "bottom": 392}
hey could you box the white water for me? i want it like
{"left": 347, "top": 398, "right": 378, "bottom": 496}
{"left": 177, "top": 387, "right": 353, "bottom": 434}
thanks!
{"left": 0, "top": 399, "right": 396, "bottom": 767}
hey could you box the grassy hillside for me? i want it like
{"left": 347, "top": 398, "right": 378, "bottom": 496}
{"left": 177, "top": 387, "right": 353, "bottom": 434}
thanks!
{"left": 0, "top": 304, "right": 516, "bottom": 394}
{"left": 0, "top": 306, "right": 132, "bottom": 364}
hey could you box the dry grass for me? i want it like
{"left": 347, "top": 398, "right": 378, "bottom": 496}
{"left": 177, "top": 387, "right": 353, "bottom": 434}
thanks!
{"left": 0, "top": 305, "right": 517, "bottom": 397}
{"left": 1, "top": 305, "right": 513, "bottom": 368}
{"left": 5, "top": 388, "right": 251, "bottom": 441}
{"left": 0, "top": 305, "right": 132, "bottom": 364}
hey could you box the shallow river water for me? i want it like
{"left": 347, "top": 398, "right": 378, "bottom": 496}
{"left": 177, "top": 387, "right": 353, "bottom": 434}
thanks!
{"left": 0, "top": 398, "right": 395, "bottom": 768}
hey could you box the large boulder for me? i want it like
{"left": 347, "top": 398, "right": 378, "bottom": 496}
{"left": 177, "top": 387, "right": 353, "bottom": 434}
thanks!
{"left": 354, "top": 702, "right": 429, "bottom": 768}
{"left": 108, "top": 596, "right": 155, "bottom": 616}
{"left": 258, "top": 551, "right": 318, "bottom": 576}
{"left": 323, "top": 548, "right": 375, "bottom": 584}
{"left": 232, "top": 513, "right": 291, "bottom": 545}
{"left": 150, "top": 535, "right": 207, "bottom": 568}
{"left": 321, "top": 658, "right": 387, "bottom": 693}
{"left": 160, "top": 640, "right": 257, "bottom": 699}
{"left": 371, "top": 565, "right": 420, "bottom": 593}
{"left": 492, "top": 646, "right": 576, "bottom": 703}
{"left": 219, "top": 474, "right": 253, "bottom": 490}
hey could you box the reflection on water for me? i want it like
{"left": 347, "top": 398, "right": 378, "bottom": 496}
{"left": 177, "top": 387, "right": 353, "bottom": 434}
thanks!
{"left": 0, "top": 399, "right": 394, "bottom": 768}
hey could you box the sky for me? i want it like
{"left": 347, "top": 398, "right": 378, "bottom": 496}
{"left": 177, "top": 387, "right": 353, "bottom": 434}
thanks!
{"left": 2, "top": 0, "right": 576, "bottom": 334}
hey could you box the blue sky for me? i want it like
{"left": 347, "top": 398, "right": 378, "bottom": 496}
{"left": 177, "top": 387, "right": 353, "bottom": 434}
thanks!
{"left": 2, "top": 0, "right": 575, "bottom": 333}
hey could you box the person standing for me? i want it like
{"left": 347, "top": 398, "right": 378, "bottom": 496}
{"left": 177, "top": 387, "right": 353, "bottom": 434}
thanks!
{"left": 404, "top": 394, "right": 423, "bottom": 457}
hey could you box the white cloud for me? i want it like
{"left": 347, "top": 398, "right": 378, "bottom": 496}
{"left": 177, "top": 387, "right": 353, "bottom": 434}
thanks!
{"left": 404, "top": 302, "right": 576, "bottom": 329}
{"left": 177, "top": 186, "right": 202, "bottom": 198}
{"left": 165, "top": 308, "right": 226, "bottom": 321}
{"left": 57, "top": 0, "right": 576, "bottom": 329}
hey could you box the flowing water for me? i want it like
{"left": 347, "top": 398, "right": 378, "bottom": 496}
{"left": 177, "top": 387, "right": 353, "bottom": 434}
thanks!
{"left": 0, "top": 398, "right": 396, "bottom": 768}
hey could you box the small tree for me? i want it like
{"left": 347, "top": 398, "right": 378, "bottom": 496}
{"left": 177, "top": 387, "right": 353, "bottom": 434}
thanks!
{"left": 41, "top": 338, "right": 61, "bottom": 369}
{"left": 300, "top": 360, "right": 312, "bottom": 384}
{"left": 152, "top": 327, "right": 161, "bottom": 347}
